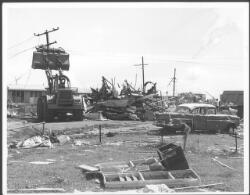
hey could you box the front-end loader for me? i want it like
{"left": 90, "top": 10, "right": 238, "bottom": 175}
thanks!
{"left": 32, "top": 27, "right": 84, "bottom": 122}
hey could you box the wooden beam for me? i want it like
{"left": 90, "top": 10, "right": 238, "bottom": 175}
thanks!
{"left": 212, "top": 158, "right": 236, "bottom": 170}
{"left": 173, "top": 183, "right": 223, "bottom": 190}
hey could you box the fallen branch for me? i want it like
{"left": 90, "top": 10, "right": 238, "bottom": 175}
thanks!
{"left": 212, "top": 158, "right": 236, "bottom": 170}
{"left": 173, "top": 183, "right": 224, "bottom": 190}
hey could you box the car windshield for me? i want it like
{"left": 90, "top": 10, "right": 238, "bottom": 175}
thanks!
{"left": 175, "top": 106, "right": 190, "bottom": 113}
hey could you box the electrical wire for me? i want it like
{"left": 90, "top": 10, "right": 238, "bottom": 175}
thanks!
{"left": 68, "top": 51, "right": 242, "bottom": 68}
{"left": 8, "top": 36, "right": 34, "bottom": 50}
{"left": 8, "top": 47, "right": 35, "bottom": 59}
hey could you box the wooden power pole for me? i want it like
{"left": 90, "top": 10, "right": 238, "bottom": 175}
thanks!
{"left": 167, "top": 68, "right": 177, "bottom": 97}
{"left": 34, "top": 27, "right": 59, "bottom": 50}
{"left": 173, "top": 68, "right": 176, "bottom": 97}
{"left": 134, "top": 56, "right": 148, "bottom": 94}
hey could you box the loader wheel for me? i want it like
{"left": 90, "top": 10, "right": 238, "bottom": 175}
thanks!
{"left": 74, "top": 110, "right": 83, "bottom": 121}
{"left": 37, "top": 97, "right": 44, "bottom": 122}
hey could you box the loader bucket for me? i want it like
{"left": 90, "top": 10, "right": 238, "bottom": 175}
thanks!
{"left": 32, "top": 51, "right": 70, "bottom": 70}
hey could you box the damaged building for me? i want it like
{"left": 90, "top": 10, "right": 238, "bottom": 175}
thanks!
{"left": 7, "top": 84, "right": 46, "bottom": 117}
{"left": 7, "top": 84, "right": 46, "bottom": 104}
{"left": 220, "top": 90, "right": 244, "bottom": 118}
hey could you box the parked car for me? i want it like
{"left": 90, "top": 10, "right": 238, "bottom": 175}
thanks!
{"left": 154, "top": 103, "right": 240, "bottom": 133}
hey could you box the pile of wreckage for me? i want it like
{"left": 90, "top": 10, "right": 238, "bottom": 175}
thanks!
{"left": 167, "top": 92, "right": 206, "bottom": 106}
{"left": 85, "top": 76, "right": 167, "bottom": 121}
{"left": 7, "top": 99, "right": 37, "bottom": 119}
{"left": 77, "top": 143, "right": 201, "bottom": 191}
{"left": 7, "top": 100, "right": 19, "bottom": 117}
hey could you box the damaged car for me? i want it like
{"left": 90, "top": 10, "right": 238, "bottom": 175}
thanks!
{"left": 154, "top": 103, "right": 240, "bottom": 134}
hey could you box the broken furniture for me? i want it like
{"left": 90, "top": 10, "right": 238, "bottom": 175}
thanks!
{"left": 78, "top": 143, "right": 200, "bottom": 190}
{"left": 78, "top": 157, "right": 162, "bottom": 179}
{"left": 102, "top": 169, "right": 200, "bottom": 189}
{"left": 157, "top": 143, "right": 189, "bottom": 170}
{"left": 96, "top": 161, "right": 131, "bottom": 173}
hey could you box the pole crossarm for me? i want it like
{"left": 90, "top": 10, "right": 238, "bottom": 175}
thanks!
{"left": 34, "top": 27, "right": 59, "bottom": 50}
{"left": 34, "top": 27, "right": 59, "bottom": 37}
{"left": 134, "top": 64, "right": 148, "bottom": 66}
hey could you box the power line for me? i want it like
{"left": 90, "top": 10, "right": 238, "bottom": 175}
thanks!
{"left": 8, "top": 36, "right": 34, "bottom": 50}
{"left": 8, "top": 47, "right": 35, "bottom": 59}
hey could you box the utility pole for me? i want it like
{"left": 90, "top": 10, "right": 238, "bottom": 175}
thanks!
{"left": 173, "top": 68, "right": 176, "bottom": 97}
{"left": 34, "top": 27, "right": 59, "bottom": 50}
{"left": 34, "top": 27, "right": 59, "bottom": 95}
{"left": 134, "top": 56, "right": 148, "bottom": 94}
{"left": 167, "top": 68, "right": 177, "bottom": 97}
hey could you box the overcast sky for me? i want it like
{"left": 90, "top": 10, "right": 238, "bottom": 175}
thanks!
{"left": 3, "top": 3, "right": 249, "bottom": 99}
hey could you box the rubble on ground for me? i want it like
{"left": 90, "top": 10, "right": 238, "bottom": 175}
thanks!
{"left": 8, "top": 135, "right": 53, "bottom": 149}
{"left": 87, "top": 77, "right": 167, "bottom": 121}
{"left": 7, "top": 99, "right": 37, "bottom": 119}
{"left": 8, "top": 132, "right": 71, "bottom": 149}
{"left": 77, "top": 143, "right": 202, "bottom": 190}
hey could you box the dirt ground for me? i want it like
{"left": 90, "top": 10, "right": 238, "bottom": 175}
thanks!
{"left": 7, "top": 118, "right": 244, "bottom": 193}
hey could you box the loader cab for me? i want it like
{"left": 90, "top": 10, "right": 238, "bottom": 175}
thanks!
{"left": 57, "top": 74, "right": 71, "bottom": 89}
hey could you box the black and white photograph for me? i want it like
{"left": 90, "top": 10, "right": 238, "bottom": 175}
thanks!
{"left": 2, "top": 2, "right": 249, "bottom": 194}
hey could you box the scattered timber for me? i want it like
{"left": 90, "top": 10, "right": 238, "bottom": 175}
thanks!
{"left": 212, "top": 158, "right": 236, "bottom": 170}
{"left": 173, "top": 182, "right": 224, "bottom": 190}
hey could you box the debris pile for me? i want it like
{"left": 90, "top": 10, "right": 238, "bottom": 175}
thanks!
{"left": 175, "top": 92, "right": 206, "bottom": 105}
{"left": 8, "top": 132, "right": 71, "bottom": 149}
{"left": 90, "top": 99, "right": 140, "bottom": 121}
{"left": 8, "top": 135, "right": 53, "bottom": 149}
{"left": 7, "top": 100, "right": 19, "bottom": 117}
{"left": 77, "top": 143, "right": 202, "bottom": 190}
{"left": 87, "top": 76, "right": 167, "bottom": 121}
{"left": 7, "top": 99, "right": 37, "bottom": 119}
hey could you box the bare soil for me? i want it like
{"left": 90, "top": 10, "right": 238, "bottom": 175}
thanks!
{"left": 7, "top": 118, "right": 244, "bottom": 193}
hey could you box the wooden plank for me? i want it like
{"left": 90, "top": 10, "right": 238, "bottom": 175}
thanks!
{"left": 142, "top": 169, "right": 200, "bottom": 188}
{"left": 105, "top": 181, "right": 145, "bottom": 189}
{"left": 212, "top": 158, "right": 236, "bottom": 170}
{"left": 77, "top": 164, "right": 99, "bottom": 172}
{"left": 103, "top": 172, "right": 145, "bottom": 189}
{"left": 173, "top": 183, "right": 223, "bottom": 190}
{"left": 96, "top": 161, "right": 128, "bottom": 168}
{"left": 128, "top": 161, "right": 134, "bottom": 167}
{"left": 168, "top": 169, "right": 200, "bottom": 180}
{"left": 103, "top": 169, "right": 201, "bottom": 189}
{"left": 167, "top": 169, "right": 200, "bottom": 187}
